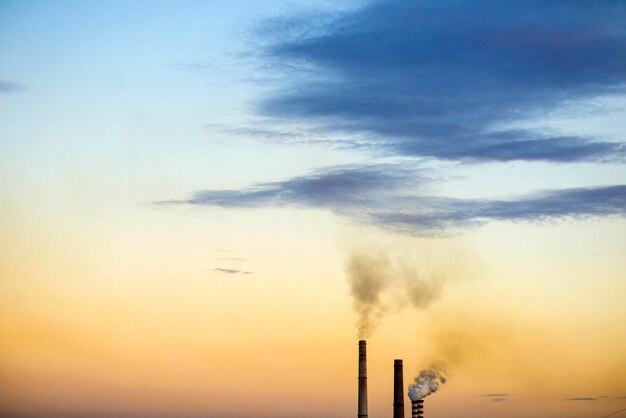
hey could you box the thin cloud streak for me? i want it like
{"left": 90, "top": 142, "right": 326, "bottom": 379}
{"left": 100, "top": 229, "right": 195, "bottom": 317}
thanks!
{"left": 170, "top": 164, "right": 421, "bottom": 209}
{"left": 214, "top": 268, "right": 253, "bottom": 275}
{"left": 0, "top": 80, "right": 24, "bottom": 93}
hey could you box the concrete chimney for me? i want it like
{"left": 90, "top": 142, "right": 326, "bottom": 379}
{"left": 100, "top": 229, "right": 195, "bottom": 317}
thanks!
{"left": 411, "top": 400, "right": 424, "bottom": 418}
{"left": 393, "top": 360, "right": 404, "bottom": 418}
{"left": 358, "top": 340, "right": 367, "bottom": 418}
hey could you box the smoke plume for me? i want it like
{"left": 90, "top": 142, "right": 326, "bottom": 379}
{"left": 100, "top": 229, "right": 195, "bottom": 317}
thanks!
{"left": 348, "top": 248, "right": 445, "bottom": 338}
{"left": 408, "top": 368, "right": 447, "bottom": 401}
{"left": 348, "top": 254, "right": 392, "bottom": 339}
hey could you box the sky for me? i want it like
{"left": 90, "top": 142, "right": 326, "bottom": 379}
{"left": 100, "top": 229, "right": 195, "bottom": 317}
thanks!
{"left": 1, "top": 1, "right": 625, "bottom": 418}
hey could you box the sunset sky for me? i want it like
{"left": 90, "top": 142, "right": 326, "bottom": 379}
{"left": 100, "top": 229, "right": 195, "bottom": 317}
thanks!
{"left": 1, "top": 1, "right": 625, "bottom": 418}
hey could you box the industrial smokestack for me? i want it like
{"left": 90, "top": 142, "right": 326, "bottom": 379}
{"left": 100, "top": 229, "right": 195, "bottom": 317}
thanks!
{"left": 393, "top": 360, "right": 404, "bottom": 418}
{"left": 358, "top": 340, "right": 368, "bottom": 418}
{"left": 411, "top": 400, "right": 424, "bottom": 418}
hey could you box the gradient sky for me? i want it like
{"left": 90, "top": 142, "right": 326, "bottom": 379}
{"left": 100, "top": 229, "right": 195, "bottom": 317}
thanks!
{"left": 1, "top": 1, "right": 625, "bottom": 418}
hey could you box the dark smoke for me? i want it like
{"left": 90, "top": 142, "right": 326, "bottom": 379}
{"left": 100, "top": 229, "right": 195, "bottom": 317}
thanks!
{"left": 348, "top": 249, "right": 445, "bottom": 338}
{"left": 348, "top": 254, "right": 392, "bottom": 339}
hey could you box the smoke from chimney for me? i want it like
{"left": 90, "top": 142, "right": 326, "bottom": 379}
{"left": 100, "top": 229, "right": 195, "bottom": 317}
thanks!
{"left": 358, "top": 340, "right": 368, "bottom": 418}
{"left": 349, "top": 255, "right": 391, "bottom": 339}
{"left": 348, "top": 250, "right": 444, "bottom": 338}
{"left": 408, "top": 369, "right": 446, "bottom": 401}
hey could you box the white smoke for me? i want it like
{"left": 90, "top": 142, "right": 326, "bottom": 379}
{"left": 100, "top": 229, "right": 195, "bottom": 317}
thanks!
{"left": 408, "top": 369, "right": 447, "bottom": 401}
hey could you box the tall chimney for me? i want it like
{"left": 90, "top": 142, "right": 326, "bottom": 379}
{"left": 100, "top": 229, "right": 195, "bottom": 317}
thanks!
{"left": 358, "top": 340, "right": 368, "bottom": 418}
{"left": 393, "top": 360, "right": 404, "bottom": 418}
{"left": 411, "top": 400, "right": 424, "bottom": 418}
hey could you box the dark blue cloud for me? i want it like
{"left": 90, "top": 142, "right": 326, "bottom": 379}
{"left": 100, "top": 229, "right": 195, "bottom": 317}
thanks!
{"left": 170, "top": 165, "right": 626, "bottom": 235}
{"left": 255, "top": 0, "right": 626, "bottom": 162}
{"left": 374, "top": 184, "right": 626, "bottom": 233}
{"left": 176, "top": 164, "right": 420, "bottom": 209}
{"left": 172, "top": 1, "right": 626, "bottom": 234}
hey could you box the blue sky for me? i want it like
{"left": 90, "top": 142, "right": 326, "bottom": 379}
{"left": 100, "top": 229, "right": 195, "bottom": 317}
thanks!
{"left": 0, "top": 1, "right": 359, "bottom": 211}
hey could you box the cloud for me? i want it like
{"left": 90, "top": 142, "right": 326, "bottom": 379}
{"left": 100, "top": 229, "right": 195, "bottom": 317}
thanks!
{"left": 170, "top": 164, "right": 419, "bottom": 209}
{"left": 253, "top": 0, "right": 626, "bottom": 162}
{"left": 0, "top": 80, "right": 24, "bottom": 93}
{"left": 174, "top": 60, "right": 213, "bottom": 71}
{"left": 483, "top": 394, "right": 510, "bottom": 402}
{"left": 372, "top": 184, "right": 626, "bottom": 234}
{"left": 169, "top": 2, "right": 626, "bottom": 235}
{"left": 214, "top": 268, "right": 252, "bottom": 275}
{"left": 566, "top": 397, "right": 597, "bottom": 401}
{"left": 169, "top": 165, "right": 626, "bottom": 235}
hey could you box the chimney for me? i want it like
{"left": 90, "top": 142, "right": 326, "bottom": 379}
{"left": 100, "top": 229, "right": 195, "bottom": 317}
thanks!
{"left": 411, "top": 400, "right": 424, "bottom": 418}
{"left": 393, "top": 360, "right": 404, "bottom": 418}
{"left": 358, "top": 340, "right": 368, "bottom": 418}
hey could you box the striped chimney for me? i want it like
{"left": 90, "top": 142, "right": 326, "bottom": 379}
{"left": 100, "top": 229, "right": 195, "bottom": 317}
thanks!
{"left": 411, "top": 400, "right": 424, "bottom": 418}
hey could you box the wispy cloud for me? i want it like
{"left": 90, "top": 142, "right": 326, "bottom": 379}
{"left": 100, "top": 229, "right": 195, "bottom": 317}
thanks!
{"left": 169, "top": 164, "right": 420, "bottom": 209}
{"left": 168, "top": 165, "right": 626, "bottom": 235}
{"left": 252, "top": 0, "right": 626, "bottom": 163}
{"left": 483, "top": 394, "right": 510, "bottom": 403}
{"left": 214, "top": 268, "right": 252, "bottom": 275}
{"left": 566, "top": 397, "right": 597, "bottom": 401}
{"left": 175, "top": 60, "right": 213, "bottom": 71}
{"left": 0, "top": 80, "right": 24, "bottom": 93}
